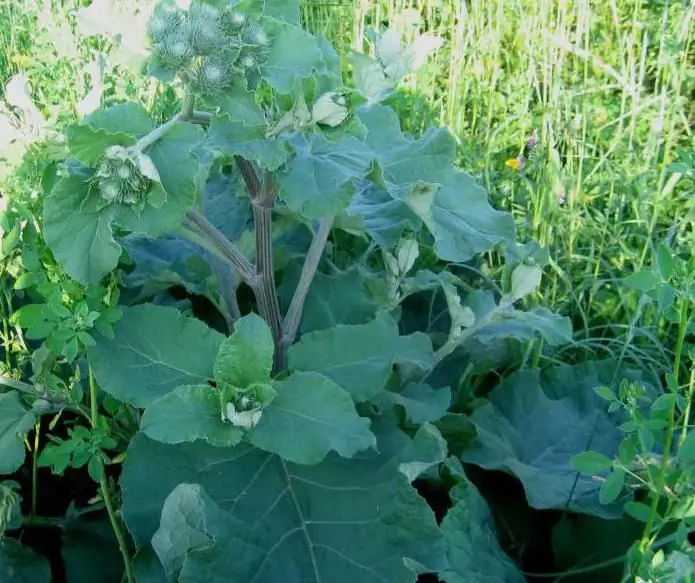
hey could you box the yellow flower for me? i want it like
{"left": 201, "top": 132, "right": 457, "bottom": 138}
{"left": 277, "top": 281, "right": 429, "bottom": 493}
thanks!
{"left": 505, "top": 156, "right": 526, "bottom": 170}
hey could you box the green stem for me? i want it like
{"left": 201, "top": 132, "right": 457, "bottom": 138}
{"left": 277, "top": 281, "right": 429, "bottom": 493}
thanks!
{"left": 183, "top": 209, "right": 258, "bottom": 285}
{"left": 88, "top": 368, "right": 134, "bottom": 583}
{"left": 133, "top": 91, "right": 194, "bottom": 152}
{"left": 0, "top": 374, "right": 91, "bottom": 422}
{"left": 282, "top": 216, "right": 334, "bottom": 346}
{"left": 640, "top": 300, "right": 689, "bottom": 549}
{"left": 252, "top": 199, "right": 284, "bottom": 370}
{"left": 31, "top": 419, "right": 40, "bottom": 519}
{"left": 134, "top": 112, "right": 184, "bottom": 152}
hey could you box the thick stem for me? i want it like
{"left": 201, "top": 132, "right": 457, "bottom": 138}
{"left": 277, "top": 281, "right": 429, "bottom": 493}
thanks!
{"left": 253, "top": 202, "right": 284, "bottom": 370}
{"left": 235, "top": 156, "right": 262, "bottom": 200}
{"left": 184, "top": 209, "right": 258, "bottom": 286}
{"left": 88, "top": 368, "right": 134, "bottom": 583}
{"left": 282, "top": 216, "right": 334, "bottom": 346}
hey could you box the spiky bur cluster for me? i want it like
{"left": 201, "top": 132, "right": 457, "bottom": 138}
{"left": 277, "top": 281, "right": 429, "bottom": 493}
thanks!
{"left": 92, "top": 146, "right": 161, "bottom": 211}
{"left": 147, "top": 1, "right": 271, "bottom": 94}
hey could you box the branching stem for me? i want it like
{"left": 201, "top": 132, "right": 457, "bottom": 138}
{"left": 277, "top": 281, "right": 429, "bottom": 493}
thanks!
{"left": 253, "top": 198, "right": 284, "bottom": 370}
{"left": 184, "top": 209, "right": 258, "bottom": 286}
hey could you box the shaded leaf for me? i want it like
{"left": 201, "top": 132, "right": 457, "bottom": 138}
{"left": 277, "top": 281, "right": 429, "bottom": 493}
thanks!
{"left": 551, "top": 514, "right": 642, "bottom": 583}
{"left": 441, "top": 459, "right": 524, "bottom": 583}
{"left": 380, "top": 382, "right": 451, "bottom": 424}
{"left": 0, "top": 391, "right": 37, "bottom": 474}
{"left": 62, "top": 515, "right": 123, "bottom": 583}
{"left": 288, "top": 311, "right": 435, "bottom": 401}
{"left": 88, "top": 304, "right": 224, "bottom": 407}
{"left": 0, "top": 539, "right": 51, "bottom": 583}
{"left": 278, "top": 265, "right": 379, "bottom": 334}
{"left": 347, "top": 179, "right": 421, "bottom": 248}
{"left": 461, "top": 365, "right": 625, "bottom": 517}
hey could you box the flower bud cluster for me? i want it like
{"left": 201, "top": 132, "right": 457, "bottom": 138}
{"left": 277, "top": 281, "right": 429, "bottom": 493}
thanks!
{"left": 93, "top": 146, "right": 158, "bottom": 209}
{"left": 147, "top": 1, "right": 271, "bottom": 93}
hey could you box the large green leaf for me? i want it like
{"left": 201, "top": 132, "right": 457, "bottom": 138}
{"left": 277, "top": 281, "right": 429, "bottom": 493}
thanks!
{"left": 214, "top": 313, "right": 274, "bottom": 389}
{"left": 278, "top": 265, "right": 379, "bottom": 334}
{"left": 88, "top": 305, "right": 224, "bottom": 407}
{"left": 0, "top": 391, "right": 36, "bottom": 474}
{"left": 277, "top": 133, "right": 373, "bottom": 218}
{"left": 379, "top": 382, "right": 452, "bottom": 424}
{"left": 261, "top": 18, "right": 336, "bottom": 94}
{"left": 357, "top": 105, "right": 515, "bottom": 260}
{"left": 461, "top": 363, "right": 626, "bottom": 517}
{"left": 43, "top": 172, "right": 121, "bottom": 285}
{"left": 440, "top": 459, "right": 524, "bottom": 583}
{"left": 287, "top": 311, "right": 435, "bottom": 401}
{"left": 141, "top": 384, "right": 243, "bottom": 447}
{"left": 0, "top": 539, "right": 51, "bottom": 583}
{"left": 347, "top": 179, "right": 421, "bottom": 248}
{"left": 463, "top": 290, "right": 573, "bottom": 348}
{"left": 120, "top": 430, "right": 446, "bottom": 580}
{"left": 247, "top": 371, "right": 375, "bottom": 464}
{"left": 120, "top": 233, "right": 216, "bottom": 301}
{"left": 205, "top": 90, "right": 289, "bottom": 170}
{"left": 66, "top": 102, "right": 154, "bottom": 167}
